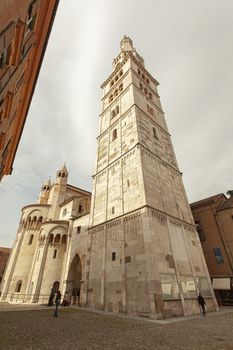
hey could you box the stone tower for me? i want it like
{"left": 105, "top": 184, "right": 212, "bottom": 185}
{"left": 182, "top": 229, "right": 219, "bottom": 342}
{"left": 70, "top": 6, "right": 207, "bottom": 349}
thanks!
{"left": 85, "top": 36, "right": 217, "bottom": 318}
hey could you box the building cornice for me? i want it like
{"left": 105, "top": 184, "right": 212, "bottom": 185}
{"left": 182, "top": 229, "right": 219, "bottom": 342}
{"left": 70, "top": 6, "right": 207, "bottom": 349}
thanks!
{"left": 21, "top": 203, "right": 50, "bottom": 211}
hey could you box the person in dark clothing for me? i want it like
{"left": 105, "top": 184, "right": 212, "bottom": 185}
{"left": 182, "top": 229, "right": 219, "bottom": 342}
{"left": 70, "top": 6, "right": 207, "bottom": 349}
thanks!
{"left": 48, "top": 288, "right": 55, "bottom": 306}
{"left": 53, "top": 290, "right": 61, "bottom": 317}
{"left": 198, "top": 293, "right": 206, "bottom": 316}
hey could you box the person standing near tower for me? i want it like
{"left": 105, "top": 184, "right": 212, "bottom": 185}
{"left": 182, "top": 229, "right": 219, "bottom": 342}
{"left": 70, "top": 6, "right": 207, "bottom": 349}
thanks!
{"left": 53, "top": 290, "right": 61, "bottom": 318}
{"left": 198, "top": 293, "right": 206, "bottom": 316}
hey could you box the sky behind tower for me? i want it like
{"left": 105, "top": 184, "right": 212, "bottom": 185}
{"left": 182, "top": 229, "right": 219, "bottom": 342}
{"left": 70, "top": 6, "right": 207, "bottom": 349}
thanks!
{"left": 0, "top": 0, "right": 233, "bottom": 247}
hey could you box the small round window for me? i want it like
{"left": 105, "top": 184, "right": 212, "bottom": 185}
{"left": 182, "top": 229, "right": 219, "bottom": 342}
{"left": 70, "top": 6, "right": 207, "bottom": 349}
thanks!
{"left": 62, "top": 208, "right": 67, "bottom": 217}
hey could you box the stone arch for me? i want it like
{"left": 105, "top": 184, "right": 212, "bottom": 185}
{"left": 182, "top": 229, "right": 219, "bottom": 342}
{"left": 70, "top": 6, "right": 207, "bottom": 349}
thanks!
{"left": 66, "top": 253, "right": 82, "bottom": 305}
{"left": 61, "top": 235, "right": 67, "bottom": 244}
{"left": 54, "top": 234, "right": 61, "bottom": 244}
{"left": 15, "top": 280, "right": 22, "bottom": 292}
{"left": 37, "top": 216, "right": 43, "bottom": 226}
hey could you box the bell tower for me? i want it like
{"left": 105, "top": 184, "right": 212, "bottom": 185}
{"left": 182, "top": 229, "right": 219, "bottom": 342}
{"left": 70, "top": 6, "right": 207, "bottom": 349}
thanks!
{"left": 86, "top": 37, "right": 217, "bottom": 318}
{"left": 48, "top": 163, "right": 68, "bottom": 219}
{"left": 38, "top": 178, "right": 51, "bottom": 204}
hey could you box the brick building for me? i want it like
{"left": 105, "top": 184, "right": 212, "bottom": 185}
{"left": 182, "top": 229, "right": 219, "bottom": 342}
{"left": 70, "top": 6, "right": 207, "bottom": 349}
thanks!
{"left": 191, "top": 192, "right": 233, "bottom": 305}
{"left": 0, "top": 0, "right": 59, "bottom": 181}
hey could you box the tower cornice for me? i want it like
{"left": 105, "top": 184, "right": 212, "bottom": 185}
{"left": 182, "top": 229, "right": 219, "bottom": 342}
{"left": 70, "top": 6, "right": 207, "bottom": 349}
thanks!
{"left": 100, "top": 52, "right": 159, "bottom": 89}
{"left": 97, "top": 104, "right": 170, "bottom": 142}
{"left": 92, "top": 142, "right": 181, "bottom": 179}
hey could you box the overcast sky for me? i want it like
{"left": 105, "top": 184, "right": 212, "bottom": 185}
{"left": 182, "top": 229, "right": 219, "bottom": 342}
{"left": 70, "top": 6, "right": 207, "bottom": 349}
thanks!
{"left": 0, "top": 0, "right": 233, "bottom": 247}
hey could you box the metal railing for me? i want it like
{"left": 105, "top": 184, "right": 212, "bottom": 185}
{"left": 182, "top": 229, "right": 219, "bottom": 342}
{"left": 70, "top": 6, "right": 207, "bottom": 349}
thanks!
{"left": 0, "top": 293, "right": 50, "bottom": 304}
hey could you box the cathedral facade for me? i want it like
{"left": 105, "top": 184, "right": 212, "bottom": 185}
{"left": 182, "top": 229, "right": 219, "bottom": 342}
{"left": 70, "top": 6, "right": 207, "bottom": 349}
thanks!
{"left": 0, "top": 37, "right": 218, "bottom": 318}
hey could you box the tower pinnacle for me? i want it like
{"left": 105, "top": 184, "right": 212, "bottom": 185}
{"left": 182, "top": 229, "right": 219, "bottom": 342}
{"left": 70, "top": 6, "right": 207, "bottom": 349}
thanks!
{"left": 120, "top": 35, "right": 134, "bottom": 52}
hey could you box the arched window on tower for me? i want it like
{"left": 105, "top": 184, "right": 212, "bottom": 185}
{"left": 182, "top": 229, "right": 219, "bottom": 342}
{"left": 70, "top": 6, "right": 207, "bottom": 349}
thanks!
{"left": 112, "top": 129, "right": 117, "bottom": 141}
{"left": 111, "top": 109, "right": 116, "bottom": 119}
{"left": 78, "top": 204, "right": 82, "bottom": 213}
{"left": 153, "top": 127, "right": 158, "bottom": 139}
{"left": 119, "top": 69, "right": 123, "bottom": 76}
{"left": 15, "top": 280, "right": 22, "bottom": 292}
{"left": 49, "top": 234, "right": 54, "bottom": 244}
{"left": 119, "top": 84, "right": 123, "bottom": 92}
{"left": 116, "top": 105, "right": 119, "bottom": 114}
{"left": 109, "top": 95, "right": 113, "bottom": 103}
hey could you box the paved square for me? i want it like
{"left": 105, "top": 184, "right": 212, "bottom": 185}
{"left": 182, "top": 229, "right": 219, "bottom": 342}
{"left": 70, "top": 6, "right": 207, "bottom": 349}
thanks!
{"left": 0, "top": 306, "right": 233, "bottom": 349}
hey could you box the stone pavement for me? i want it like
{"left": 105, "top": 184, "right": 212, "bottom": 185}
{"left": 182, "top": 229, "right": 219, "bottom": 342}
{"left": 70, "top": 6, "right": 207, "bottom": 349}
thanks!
{"left": 0, "top": 305, "right": 233, "bottom": 349}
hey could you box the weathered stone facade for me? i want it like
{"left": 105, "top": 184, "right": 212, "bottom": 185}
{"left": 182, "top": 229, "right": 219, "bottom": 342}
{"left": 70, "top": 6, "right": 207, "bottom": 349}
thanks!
{"left": 0, "top": 37, "right": 218, "bottom": 318}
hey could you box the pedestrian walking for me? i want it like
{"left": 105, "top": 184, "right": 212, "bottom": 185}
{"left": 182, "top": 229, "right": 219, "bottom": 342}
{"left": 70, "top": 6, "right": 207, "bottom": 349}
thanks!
{"left": 53, "top": 290, "right": 61, "bottom": 317}
{"left": 198, "top": 293, "right": 206, "bottom": 316}
{"left": 62, "top": 291, "right": 69, "bottom": 307}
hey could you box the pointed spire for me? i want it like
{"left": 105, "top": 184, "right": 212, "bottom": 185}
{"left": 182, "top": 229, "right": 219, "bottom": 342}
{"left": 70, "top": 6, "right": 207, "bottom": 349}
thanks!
{"left": 112, "top": 36, "right": 144, "bottom": 71}
{"left": 55, "top": 163, "right": 68, "bottom": 181}
{"left": 41, "top": 177, "right": 51, "bottom": 191}
{"left": 120, "top": 35, "right": 134, "bottom": 52}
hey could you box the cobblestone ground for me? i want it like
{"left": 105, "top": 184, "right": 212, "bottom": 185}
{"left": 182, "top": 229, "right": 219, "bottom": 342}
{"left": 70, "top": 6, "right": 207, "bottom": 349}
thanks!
{"left": 1, "top": 307, "right": 233, "bottom": 350}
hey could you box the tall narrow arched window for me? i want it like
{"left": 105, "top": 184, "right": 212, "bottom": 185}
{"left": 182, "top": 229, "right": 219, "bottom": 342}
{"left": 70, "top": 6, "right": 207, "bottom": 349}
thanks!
{"left": 109, "top": 95, "right": 113, "bottom": 103}
{"left": 111, "top": 109, "right": 116, "bottom": 119}
{"left": 112, "top": 207, "right": 115, "bottom": 214}
{"left": 119, "top": 84, "right": 123, "bottom": 92}
{"left": 139, "top": 82, "right": 143, "bottom": 90}
{"left": 153, "top": 127, "right": 158, "bottom": 139}
{"left": 27, "top": 216, "right": 31, "bottom": 227}
{"left": 116, "top": 105, "right": 119, "bottom": 114}
{"left": 149, "top": 92, "right": 152, "bottom": 100}
{"left": 15, "top": 280, "right": 22, "bottom": 292}
{"left": 78, "top": 204, "right": 82, "bottom": 213}
{"left": 48, "top": 234, "right": 54, "bottom": 243}
{"left": 112, "top": 129, "right": 117, "bottom": 141}
{"left": 37, "top": 216, "right": 43, "bottom": 227}
{"left": 114, "top": 89, "right": 118, "bottom": 97}
{"left": 28, "top": 234, "right": 33, "bottom": 245}
{"left": 119, "top": 69, "right": 123, "bottom": 76}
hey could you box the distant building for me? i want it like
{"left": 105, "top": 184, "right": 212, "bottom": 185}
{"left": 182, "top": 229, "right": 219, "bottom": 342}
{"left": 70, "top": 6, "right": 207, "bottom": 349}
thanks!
{"left": 0, "top": 247, "right": 11, "bottom": 286}
{"left": 0, "top": 0, "right": 59, "bottom": 181}
{"left": 191, "top": 192, "right": 233, "bottom": 305}
{"left": 0, "top": 37, "right": 217, "bottom": 318}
